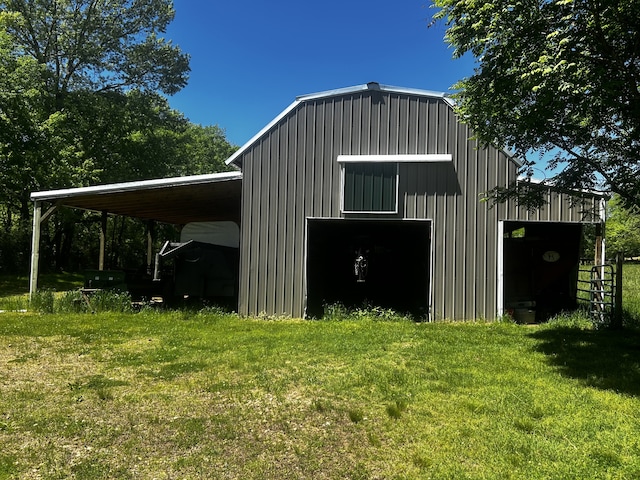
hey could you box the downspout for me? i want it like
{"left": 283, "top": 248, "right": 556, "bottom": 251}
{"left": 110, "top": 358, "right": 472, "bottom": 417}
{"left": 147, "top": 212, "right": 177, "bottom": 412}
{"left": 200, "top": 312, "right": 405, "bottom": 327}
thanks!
{"left": 496, "top": 221, "right": 505, "bottom": 318}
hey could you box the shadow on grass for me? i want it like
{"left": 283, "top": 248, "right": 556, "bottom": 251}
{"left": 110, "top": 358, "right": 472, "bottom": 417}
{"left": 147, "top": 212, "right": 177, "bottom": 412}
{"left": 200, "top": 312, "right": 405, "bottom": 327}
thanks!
{"left": 39, "top": 273, "right": 84, "bottom": 291}
{"left": 0, "top": 273, "right": 83, "bottom": 297}
{"left": 529, "top": 320, "right": 640, "bottom": 396}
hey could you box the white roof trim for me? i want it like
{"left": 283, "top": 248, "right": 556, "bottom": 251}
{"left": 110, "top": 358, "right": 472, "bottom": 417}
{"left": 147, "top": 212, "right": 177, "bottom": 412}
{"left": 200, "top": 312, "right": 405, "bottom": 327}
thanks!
{"left": 225, "top": 99, "right": 301, "bottom": 166}
{"left": 515, "top": 176, "right": 609, "bottom": 198}
{"left": 31, "top": 171, "right": 243, "bottom": 201}
{"left": 337, "top": 154, "right": 452, "bottom": 163}
{"left": 297, "top": 83, "right": 451, "bottom": 102}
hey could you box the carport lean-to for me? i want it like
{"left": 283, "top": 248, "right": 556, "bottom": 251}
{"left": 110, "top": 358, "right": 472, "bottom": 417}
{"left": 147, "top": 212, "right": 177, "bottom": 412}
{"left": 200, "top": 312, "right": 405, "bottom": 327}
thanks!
{"left": 29, "top": 171, "right": 242, "bottom": 297}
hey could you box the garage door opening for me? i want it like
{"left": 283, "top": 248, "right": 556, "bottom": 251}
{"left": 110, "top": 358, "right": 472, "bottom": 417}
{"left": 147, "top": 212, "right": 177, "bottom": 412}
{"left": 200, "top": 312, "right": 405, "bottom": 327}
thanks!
{"left": 306, "top": 219, "right": 431, "bottom": 319}
{"left": 502, "top": 221, "right": 582, "bottom": 322}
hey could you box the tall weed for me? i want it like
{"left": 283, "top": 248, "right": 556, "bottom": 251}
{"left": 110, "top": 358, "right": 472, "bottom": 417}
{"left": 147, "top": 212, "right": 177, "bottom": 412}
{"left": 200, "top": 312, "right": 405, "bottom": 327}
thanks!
{"left": 79, "top": 290, "right": 133, "bottom": 314}
{"left": 0, "top": 295, "right": 27, "bottom": 312}
{"left": 30, "top": 289, "right": 54, "bottom": 314}
{"left": 32, "top": 289, "right": 134, "bottom": 314}
{"left": 322, "top": 301, "right": 412, "bottom": 322}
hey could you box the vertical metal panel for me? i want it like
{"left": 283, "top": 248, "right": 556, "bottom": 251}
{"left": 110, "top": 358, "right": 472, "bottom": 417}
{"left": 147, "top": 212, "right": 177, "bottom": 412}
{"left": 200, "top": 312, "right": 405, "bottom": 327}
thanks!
{"left": 235, "top": 88, "right": 599, "bottom": 320}
{"left": 508, "top": 187, "right": 601, "bottom": 222}
{"left": 274, "top": 119, "right": 287, "bottom": 313}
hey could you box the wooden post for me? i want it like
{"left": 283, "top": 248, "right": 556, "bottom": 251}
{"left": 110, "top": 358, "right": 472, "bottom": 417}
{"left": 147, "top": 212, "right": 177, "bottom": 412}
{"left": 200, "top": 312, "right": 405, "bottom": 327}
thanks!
{"left": 146, "top": 220, "right": 155, "bottom": 275}
{"left": 99, "top": 211, "right": 107, "bottom": 271}
{"left": 595, "top": 222, "right": 603, "bottom": 266}
{"left": 613, "top": 255, "right": 623, "bottom": 329}
{"left": 29, "top": 201, "right": 42, "bottom": 299}
{"left": 29, "top": 203, "right": 59, "bottom": 299}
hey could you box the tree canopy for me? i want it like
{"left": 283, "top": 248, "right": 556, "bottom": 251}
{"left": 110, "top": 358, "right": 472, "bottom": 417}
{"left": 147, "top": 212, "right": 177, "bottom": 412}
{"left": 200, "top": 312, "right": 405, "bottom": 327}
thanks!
{"left": 0, "top": 1, "right": 237, "bottom": 274}
{"left": 0, "top": 0, "right": 195, "bottom": 216}
{"left": 0, "top": 12, "right": 48, "bottom": 215}
{"left": 2, "top": 0, "right": 190, "bottom": 98}
{"left": 432, "top": 0, "right": 640, "bottom": 209}
{"left": 606, "top": 195, "right": 640, "bottom": 258}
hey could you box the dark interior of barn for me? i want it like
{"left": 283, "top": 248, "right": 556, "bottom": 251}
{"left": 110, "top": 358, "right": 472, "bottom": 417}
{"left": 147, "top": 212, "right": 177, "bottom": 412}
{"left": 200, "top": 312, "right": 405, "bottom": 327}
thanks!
{"left": 503, "top": 221, "right": 583, "bottom": 322}
{"left": 306, "top": 219, "right": 431, "bottom": 319}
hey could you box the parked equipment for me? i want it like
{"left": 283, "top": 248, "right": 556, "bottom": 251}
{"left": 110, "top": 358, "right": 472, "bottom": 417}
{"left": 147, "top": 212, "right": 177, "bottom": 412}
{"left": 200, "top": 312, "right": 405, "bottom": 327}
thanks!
{"left": 153, "top": 221, "right": 240, "bottom": 307}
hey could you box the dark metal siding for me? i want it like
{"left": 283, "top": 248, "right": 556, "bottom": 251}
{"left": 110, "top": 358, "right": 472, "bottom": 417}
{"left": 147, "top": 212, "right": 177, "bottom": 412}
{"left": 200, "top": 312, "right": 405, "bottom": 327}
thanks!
{"left": 236, "top": 89, "right": 601, "bottom": 319}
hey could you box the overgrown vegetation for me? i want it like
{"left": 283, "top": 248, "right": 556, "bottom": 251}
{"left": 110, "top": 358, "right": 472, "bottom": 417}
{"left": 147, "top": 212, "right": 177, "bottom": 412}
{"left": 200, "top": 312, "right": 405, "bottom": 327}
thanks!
{"left": 322, "top": 301, "right": 413, "bottom": 322}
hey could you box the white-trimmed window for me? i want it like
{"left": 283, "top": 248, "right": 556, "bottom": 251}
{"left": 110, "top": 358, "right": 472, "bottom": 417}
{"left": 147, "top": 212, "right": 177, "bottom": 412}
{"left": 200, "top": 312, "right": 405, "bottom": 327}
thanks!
{"left": 342, "top": 162, "right": 398, "bottom": 213}
{"left": 338, "top": 154, "right": 452, "bottom": 214}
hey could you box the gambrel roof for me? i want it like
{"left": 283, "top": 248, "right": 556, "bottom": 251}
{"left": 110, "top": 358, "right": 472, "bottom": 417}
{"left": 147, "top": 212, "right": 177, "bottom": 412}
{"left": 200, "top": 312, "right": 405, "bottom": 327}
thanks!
{"left": 226, "top": 82, "right": 523, "bottom": 168}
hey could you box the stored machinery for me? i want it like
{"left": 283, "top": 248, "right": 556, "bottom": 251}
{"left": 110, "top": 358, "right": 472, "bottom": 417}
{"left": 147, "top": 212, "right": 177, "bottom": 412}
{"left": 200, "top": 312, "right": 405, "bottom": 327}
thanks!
{"left": 153, "top": 221, "right": 240, "bottom": 307}
{"left": 83, "top": 222, "right": 240, "bottom": 308}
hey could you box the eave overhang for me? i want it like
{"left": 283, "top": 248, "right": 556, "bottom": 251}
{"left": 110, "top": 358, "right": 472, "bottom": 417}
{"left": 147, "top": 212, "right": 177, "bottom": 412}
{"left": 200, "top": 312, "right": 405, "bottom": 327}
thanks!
{"left": 30, "top": 171, "right": 243, "bottom": 225}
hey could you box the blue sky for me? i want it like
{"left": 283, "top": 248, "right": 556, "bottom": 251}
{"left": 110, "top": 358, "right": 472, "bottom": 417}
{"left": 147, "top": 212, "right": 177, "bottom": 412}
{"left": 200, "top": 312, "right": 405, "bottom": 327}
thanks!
{"left": 165, "top": 0, "right": 475, "bottom": 147}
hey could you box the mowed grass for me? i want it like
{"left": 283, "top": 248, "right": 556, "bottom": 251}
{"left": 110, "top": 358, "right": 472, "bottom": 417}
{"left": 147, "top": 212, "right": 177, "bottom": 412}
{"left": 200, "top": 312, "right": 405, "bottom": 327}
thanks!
{"left": 0, "top": 266, "right": 639, "bottom": 478}
{"left": 1, "top": 310, "right": 640, "bottom": 479}
{"left": 622, "top": 263, "right": 640, "bottom": 323}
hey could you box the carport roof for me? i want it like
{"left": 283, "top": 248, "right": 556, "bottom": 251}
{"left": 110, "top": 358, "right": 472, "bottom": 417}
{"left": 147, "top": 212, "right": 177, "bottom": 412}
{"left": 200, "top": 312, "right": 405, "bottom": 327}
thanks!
{"left": 30, "top": 171, "right": 242, "bottom": 225}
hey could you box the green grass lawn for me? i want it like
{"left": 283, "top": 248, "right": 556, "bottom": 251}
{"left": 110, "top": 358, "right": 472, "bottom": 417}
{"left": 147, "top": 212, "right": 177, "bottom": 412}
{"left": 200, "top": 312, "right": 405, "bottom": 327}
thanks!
{"left": 1, "top": 311, "right": 640, "bottom": 479}
{"left": 622, "top": 263, "right": 640, "bottom": 323}
{"left": 1, "top": 266, "right": 640, "bottom": 478}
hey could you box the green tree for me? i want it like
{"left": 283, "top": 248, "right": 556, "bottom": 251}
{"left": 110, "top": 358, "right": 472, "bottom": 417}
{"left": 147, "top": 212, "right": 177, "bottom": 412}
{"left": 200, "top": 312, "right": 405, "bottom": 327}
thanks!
{"left": 0, "top": 1, "right": 239, "bottom": 274}
{"left": 0, "top": 0, "right": 191, "bottom": 218}
{"left": 3, "top": 0, "right": 189, "bottom": 99}
{"left": 0, "top": 12, "right": 48, "bottom": 220}
{"left": 432, "top": 0, "right": 640, "bottom": 209}
{"left": 171, "top": 124, "right": 238, "bottom": 176}
{"left": 0, "top": 1, "right": 235, "bottom": 274}
{"left": 606, "top": 195, "right": 640, "bottom": 258}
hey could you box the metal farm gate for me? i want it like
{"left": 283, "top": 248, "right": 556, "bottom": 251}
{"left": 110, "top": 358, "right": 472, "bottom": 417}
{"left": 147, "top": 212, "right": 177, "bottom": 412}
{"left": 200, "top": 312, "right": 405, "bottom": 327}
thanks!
{"left": 577, "top": 263, "right": 618, "bottom": 326}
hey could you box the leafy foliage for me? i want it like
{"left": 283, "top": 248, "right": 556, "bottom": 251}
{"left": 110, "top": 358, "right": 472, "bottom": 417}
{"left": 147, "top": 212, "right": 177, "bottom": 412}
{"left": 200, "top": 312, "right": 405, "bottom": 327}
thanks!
{"left": 0, "top": 1, "right": 237, "bottom": 274}
{"left": 2, "top": 0, "right": 189, "bottom": 96}
{"left": 606, "top": 195, "right": 640, "bottom": 258}
{"left": 433, "top": 0, "right": 640, "bottom": 209}
{"left": 0, "top": 12, "right": 49, "bottom": 217}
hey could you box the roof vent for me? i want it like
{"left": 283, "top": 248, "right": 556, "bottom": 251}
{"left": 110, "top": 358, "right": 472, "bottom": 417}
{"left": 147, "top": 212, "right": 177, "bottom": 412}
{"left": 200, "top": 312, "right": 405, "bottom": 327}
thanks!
{"left": 366, "top": 82, "right": 381, "bottom": 90}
